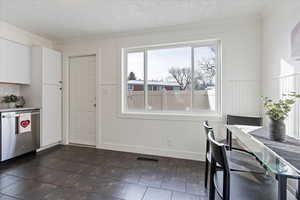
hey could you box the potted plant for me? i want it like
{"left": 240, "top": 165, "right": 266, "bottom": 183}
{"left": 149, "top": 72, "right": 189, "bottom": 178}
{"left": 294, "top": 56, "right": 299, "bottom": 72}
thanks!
{"left": 1, "top": 95, "right": 18, "bottom": 108}
{"left": 262, "top": 92, "right": 300, "bottom": 142}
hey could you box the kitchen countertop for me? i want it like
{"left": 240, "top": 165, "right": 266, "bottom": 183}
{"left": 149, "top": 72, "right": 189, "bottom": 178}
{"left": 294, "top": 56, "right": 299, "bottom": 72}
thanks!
{"left": 0, "top": 107, "right": 40, "bottom": 112}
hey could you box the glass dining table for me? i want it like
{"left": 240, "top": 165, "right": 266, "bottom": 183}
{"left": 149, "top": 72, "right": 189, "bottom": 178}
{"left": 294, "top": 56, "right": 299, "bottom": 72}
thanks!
{"left": 226, "top": 125, "right": 300, "bottom": 200}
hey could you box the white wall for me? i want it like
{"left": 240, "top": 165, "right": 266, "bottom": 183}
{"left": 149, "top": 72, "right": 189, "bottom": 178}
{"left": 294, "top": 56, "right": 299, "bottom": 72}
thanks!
{"left": 58, "top": 16, "right": 262, "bottom": 161}
{"left": 261, "top": 1, "right": 300, "bottom": 137}
{"left": 262, "top": 1, "right": 300, "bottom": 97}
{"left": 0, "top": 21, "right": 53, "bottom": 48}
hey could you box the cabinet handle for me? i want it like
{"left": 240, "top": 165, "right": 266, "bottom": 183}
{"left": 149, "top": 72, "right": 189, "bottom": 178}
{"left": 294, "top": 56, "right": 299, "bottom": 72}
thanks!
{"left": 59, "top": 81, "right": 63, "bottom": 84}
{"left": 31, "top": 112, "right": 40, "bottom": 115}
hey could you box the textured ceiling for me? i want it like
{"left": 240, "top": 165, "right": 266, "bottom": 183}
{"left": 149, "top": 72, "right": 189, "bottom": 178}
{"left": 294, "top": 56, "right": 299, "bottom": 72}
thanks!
{"left": 0, "top": 0, "right": 270, "bottom": 42}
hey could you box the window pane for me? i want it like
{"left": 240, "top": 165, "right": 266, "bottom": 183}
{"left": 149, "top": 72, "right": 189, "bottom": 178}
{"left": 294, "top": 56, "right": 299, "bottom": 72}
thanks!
{"left": 147, "top": 47, "right": 192, "bottom": 112}
{"left": 127, "top": 52, "right": 144, "bottom": 111}
{"left": 193, "top": 46, "right": 217, "bottom": 111}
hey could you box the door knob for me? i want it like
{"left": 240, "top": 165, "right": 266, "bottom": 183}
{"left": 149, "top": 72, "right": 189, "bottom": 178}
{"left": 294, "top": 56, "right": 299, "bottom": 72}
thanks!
{"left": 93, "top": 104, "right": 96, "bottom": 107}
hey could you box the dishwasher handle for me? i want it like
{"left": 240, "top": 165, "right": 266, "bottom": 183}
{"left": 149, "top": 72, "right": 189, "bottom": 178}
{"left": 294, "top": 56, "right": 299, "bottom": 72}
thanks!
{"left": 15, "top": 112, "right": 40, "bottom": 117}
{"left": 2, "top": 112, "right": 40, "bottom": 118}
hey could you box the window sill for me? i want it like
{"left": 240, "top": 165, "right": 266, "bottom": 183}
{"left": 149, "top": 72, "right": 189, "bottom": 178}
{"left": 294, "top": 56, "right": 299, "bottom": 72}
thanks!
{"left": 117, "top": 111, "right": 223, "bottom": 122}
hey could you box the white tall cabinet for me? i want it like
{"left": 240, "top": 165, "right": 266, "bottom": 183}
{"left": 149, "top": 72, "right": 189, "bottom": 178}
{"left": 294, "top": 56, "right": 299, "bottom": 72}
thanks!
{"left": 21, "top": 47, "right": 62, "bottom": 147}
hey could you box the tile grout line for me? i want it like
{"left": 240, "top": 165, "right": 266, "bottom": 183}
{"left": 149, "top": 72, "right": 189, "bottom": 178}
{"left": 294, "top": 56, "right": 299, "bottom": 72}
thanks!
{"left": 170, "top": 190, "right": 174, "bottom": 200}
{"left": 0, "top": 146, "right": 206, "bottom": 200}
{"left": 141, "top": 186, "right": 149, "bottom": 200}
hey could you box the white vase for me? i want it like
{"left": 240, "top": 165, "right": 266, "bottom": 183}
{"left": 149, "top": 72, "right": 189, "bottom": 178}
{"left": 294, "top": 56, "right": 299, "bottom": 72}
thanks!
{"left": 8, "top": 102, "right": 16, "bottom": 108}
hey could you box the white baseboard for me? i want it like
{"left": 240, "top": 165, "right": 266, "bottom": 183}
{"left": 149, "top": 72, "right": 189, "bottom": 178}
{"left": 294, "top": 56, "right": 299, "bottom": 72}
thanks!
{"left": 99, "top": 142, "right": 205, "bottom": 161}
{"left": 37, "top": 141, "right": 62, "bottom": 152}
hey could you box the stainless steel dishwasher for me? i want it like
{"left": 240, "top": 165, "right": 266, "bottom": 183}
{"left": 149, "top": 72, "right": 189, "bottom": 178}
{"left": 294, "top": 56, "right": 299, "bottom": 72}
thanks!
{"left": 0, "top": 109, "right": 40, "bottom": 161}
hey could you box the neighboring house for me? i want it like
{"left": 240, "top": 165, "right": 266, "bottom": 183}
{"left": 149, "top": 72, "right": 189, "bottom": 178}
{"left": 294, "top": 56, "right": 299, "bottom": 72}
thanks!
{"left": 128, "top": 80, "right": 181, "bottom": 91}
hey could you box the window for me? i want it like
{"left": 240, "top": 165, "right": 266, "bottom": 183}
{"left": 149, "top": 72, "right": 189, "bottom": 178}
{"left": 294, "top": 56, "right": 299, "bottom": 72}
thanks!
{"left": 123, "top": 40, "right": 221, "bottom": 115}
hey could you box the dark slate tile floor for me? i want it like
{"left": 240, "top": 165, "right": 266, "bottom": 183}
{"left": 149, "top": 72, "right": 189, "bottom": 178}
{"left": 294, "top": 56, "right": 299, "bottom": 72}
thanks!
{"left": 0, "top": 145, "right": 210, "bottom": 200}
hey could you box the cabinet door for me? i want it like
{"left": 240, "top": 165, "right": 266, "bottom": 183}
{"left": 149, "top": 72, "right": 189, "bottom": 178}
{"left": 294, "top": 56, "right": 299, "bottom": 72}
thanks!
{"left": 41, "top": 84, "right": 62, "bottom": 147}
{"left": 0, "top": 39, "right": 31, "bottom": 84}
{"left": 0, "top": 39, "right": 5, "bottom": 81}
{"left": 43, "top": 48, "right": 62, "bottom": 85}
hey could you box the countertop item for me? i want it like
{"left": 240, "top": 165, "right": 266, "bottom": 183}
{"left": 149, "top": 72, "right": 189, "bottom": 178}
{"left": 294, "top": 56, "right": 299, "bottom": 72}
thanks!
{"left": 0, "top": 107, "right": 40, "bottom": 113}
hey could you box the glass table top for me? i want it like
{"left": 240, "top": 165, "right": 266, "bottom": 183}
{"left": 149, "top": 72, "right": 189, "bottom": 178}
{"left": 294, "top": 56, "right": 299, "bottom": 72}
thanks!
{"left": 226, "top": 125, "right": 300, "bottom": 179}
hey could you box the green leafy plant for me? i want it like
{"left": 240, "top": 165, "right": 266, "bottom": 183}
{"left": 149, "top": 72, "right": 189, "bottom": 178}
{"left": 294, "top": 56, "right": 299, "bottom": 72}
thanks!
{"left": 262, "top": 92, "right": 300, "bottom": 120}
{"left": 1, "top": 95, "right": 18, "bottom": 103}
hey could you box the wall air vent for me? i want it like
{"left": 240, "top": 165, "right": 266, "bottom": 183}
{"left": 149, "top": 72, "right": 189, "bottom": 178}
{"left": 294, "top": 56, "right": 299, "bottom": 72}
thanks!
{"left": 137, "top": 157, "right": 159, "bottom": 162}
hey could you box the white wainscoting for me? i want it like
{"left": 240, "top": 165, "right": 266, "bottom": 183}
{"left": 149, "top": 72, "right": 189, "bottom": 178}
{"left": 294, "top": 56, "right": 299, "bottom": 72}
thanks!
{"left": 226, "top": 80, "right": 261, "bottom": 116}
{"left": 275, "top": 73, "right": 300, "bottom": 138}
{"left": 97, "top": 79, "right": 262, "bottom": 161}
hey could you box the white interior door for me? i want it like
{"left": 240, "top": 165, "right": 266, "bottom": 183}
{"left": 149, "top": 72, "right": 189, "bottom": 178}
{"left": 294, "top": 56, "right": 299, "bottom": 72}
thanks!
{"left": 69, "top": 55, "right": 96, "bottom": 146}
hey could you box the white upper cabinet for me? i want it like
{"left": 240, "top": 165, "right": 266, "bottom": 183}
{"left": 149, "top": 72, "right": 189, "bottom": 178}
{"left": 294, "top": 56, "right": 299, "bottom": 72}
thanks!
{"left": 43, "top": 48, "right": 62, "bottom": 85}
{"left": 0, "top": 38, "right": 31, "bottom": 84}
{"left": 0, "top": 39, "right": 5, "bottom": 79}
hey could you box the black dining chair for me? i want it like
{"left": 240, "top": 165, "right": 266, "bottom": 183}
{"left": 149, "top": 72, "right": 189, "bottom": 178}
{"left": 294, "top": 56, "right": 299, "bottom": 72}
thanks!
{"left": 226, "top": 115, "right": 262, "bottom": 150}
{"left": 208, "top": 130, "right": 277, "bottom": 200}
{"left": 203, "top": 121, "right": 265, "bottom": 189}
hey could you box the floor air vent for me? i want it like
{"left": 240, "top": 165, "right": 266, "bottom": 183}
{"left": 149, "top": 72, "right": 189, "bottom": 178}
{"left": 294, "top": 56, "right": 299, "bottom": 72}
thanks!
{"left": 137, "top": 157, "right": 159, "bottom": 162}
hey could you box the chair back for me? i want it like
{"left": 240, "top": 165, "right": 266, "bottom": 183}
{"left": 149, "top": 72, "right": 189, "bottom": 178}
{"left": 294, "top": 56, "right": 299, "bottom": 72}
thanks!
{"left": 203, "top": 121, "right": 214, "bottom": 155}
{"left": 208, "top": 130, "right": 231, "bottom": 200}
{"left": 227, "top": 115, "right": 262, "bottom": 126}
{"left": 208, "top": 130, "right": 229, "bottom": 172}
{"left": 203, "top": 120, "right": 212, "bottom": 136}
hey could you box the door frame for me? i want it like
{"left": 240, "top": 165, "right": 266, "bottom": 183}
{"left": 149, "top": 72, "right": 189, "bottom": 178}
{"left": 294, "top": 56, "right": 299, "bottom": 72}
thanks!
{"left": 64, "top": 49, "right": 101, "bottom": 148}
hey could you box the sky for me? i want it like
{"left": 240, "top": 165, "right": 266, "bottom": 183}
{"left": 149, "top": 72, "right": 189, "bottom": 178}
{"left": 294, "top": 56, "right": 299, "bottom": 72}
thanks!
{"left": 127, "top": 46, "right": 215, "bottom": 82}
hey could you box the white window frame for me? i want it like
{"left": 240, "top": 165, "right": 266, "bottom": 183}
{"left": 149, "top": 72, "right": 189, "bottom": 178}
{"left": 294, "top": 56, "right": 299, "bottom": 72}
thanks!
{"left": 121, "top": 39, "right": 222, "bottom": 117}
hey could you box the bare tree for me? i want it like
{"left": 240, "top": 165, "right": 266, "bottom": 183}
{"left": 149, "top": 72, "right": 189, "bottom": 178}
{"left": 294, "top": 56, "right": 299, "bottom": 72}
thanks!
{"left": 128, "top": 72, "right": 137, "bottom": 80}
{"left": 168, "top": 67, "right": 192, "bottom": 90}
{"left": 168, "top": 47, "right": 216, "bottom": 90}
{"left": 194, "top": 57, "right": 216, "bottom": 90}
{"left": 200, "top": 58, "right": 216, "bottom": 83}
